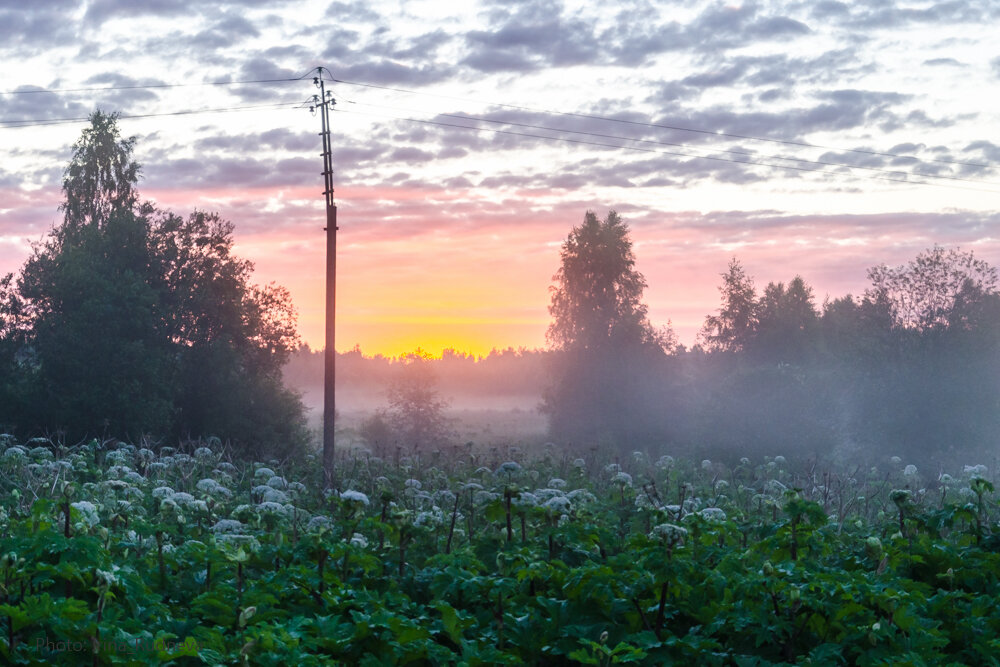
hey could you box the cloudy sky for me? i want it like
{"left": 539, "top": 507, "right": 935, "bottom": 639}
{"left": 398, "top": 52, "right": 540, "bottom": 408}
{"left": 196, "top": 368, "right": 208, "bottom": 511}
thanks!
{"left": 2, "top": 0, "right": 999, "bottom": 356}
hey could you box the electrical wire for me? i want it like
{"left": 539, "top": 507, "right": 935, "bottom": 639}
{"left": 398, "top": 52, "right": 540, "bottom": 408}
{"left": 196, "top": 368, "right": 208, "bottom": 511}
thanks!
{"left": 332, "top": 106, "right": 1000, "bottom": 194}
{"left": 0, "top": 101, "right": 301, "bottom": 129}
{"left": 341, "top": 99, "right": 999, "bottom": 188}
{"left": 325, "top": 75, "right": 993, "bottom": 172}
{"left": 0, "top": 70, "right": 317, "bottom": 96}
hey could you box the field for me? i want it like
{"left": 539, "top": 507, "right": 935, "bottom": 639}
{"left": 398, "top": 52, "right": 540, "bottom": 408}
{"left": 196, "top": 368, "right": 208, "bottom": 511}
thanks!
{"left": 2, "top": 436, "right": 1000, "bottom": 665}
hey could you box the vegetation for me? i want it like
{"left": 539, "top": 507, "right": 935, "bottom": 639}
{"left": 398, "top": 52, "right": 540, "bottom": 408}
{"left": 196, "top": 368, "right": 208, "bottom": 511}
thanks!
{"left": 2, "top": 437, "right": 1000, "bottom": 664}
{"left": 543, "top": 211, "right": 675, "bottom": 447}
{"left": 0, "top": 112, "right": 306, "bottom": 456}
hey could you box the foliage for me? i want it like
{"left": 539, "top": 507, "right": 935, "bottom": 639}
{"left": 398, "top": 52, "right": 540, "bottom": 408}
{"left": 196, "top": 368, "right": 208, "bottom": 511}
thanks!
{"left": 384, "top": 350, "right": 453, "bottom": 453}
{"left": 866, "top": 245, "right": 999, "bottom": 331}
{"left": 3, "top": 437, "right": 1000, "bottom": 665}
{"left": 699, "top": 258, "right": 758, "bottom": 352}
{"left": 544, "top": 211, "right": 672, "bottom": 448}
{"left": 1, "top": 111, "right": 306, "bottom": 455}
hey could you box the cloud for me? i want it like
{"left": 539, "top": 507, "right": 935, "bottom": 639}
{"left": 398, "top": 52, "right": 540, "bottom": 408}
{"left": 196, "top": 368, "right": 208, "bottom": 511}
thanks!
{"left": 0, "top": 5, "right": 78, "bottom": 52}
{"left": 923, "top": 57, "right": 965, "bottom": 67}
{"left": 462, "top": 0, "right": 600, "bottom": 73}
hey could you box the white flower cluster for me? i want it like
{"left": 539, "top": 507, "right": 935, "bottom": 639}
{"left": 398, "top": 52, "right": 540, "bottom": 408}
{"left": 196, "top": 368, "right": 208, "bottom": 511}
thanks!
{"left": 650, "top": 523, "right": 687, "bottom": 541}
{"left": 496, "top": 462, "right": 521, "bottom": 475}
{"left": 964, "top": 464, "right": 988, "bottom": 478}
{"left": 340, "top": 489, "right": 370, "bottom": 506}
{"left": 211, "top": 519, "right": 245, "bottom": 534}
{"left": 196, "top": 478, "right": 232, "bottom": 498}
{"left": 306, "top": 516, "right": 333, "bottom": 532}
{"left": 71, "top": 501, "right": 100, "bottom": 528}
{"left": 697, "top": 507, "right": 727, "bottom": 523}
{"left": 611, "top": 471, "right": 633, "bottom": 487}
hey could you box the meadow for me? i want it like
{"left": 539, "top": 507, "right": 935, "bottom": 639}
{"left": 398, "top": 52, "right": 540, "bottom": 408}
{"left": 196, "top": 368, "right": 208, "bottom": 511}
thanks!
{"left": 2, "top": 436, "right": 1000, "bottom": 665}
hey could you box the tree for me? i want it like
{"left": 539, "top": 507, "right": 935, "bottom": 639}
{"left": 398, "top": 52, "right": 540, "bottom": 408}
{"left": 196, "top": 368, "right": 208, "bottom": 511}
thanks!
{"left": 866, "top": 245, "right": 998, "bottom": 331}
{"left": 547, "top": 210, "right": 662, "bottom": 352}
{"left": 752, "top": 276, "right": 818, "bottom": 362}
{"left": 385, "top": 350, "right": 452, "bottom": 453}
{"left": 700, "top": 258, "right": 758, "bottom": 352}
{"left": 9, "top": 111, "right": 306, "bottom": 454}
{"left": 18, "top": 111, "right": 174, "bottom": 438}
{"left": 543, "top": 210, "right": 671, "bottom": 446}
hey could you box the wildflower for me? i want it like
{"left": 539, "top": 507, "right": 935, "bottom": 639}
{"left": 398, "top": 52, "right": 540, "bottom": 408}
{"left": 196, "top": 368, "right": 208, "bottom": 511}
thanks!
{"left": 124, "top": 471, "right": 145, "bottom": 485}
{"left": 254, "top": 467, "right": 276, "bottom": 480}
{"left": 650, "top": 523, "right": 687, "bottom": 541}
{"left": 350, "top": 533, "right": 368, "bottom": 548}
{"left": 497, "top": 462, "right": 521, "bottom": 475}
{"left": 903, "top": 465, "right": 917, "bottom": 477}
{"left": 513, "top": 492, "right": 539, "bottom": 509}
{"left": 698, "top": 507, "right": 727, "bottom": 522}
{"left": 404, "top": 478, "right": 422, "bottom": 490}
{"left": 548, "top": 478, "right": 567, "bottom": 489}
{"left": 256, "top": 502, "right": 289, "bottom": 517}
{"left": 193, "top": 447, "right": 215, "bottom": 461}
{"left": 171, "top": 492, "right": 197, "bottom": 507}
{"left": 266, "top": 476, "right": 288, "bottom": 490}
{"left": 572, "top": 458, "right": 586, "bottom": 469}
{"left": 341, "top": 490, "right": 370, "bottom": 506}
{"left": 611, "top": 471, "right": 633, "bottom": 487}
{"left": 566, "top": 489, "right": 597, "bottom": 504}
{"left": 701, "top": 459, "right": 712, "bottom": 470}
{"left": 890, "top": 456, "right": 902, "bottom": 464}
{"left": 196, "top": 478, "right": 232, "bottom": 498}
{"left": 96, "top": 568, "right": 119, "bottom": 587}
{"left": 656, "top": 455, "right": 674, "bottom": 469}
{"left": 211, "top": 519, "right": 245, "bottom": 534}
{"left": 306, "top": 516, "right": 333, "bottom": 532}
{"left": 152, "top": 486, "right": 175, "bottom": 499}
{"left": 543, "top": 496, "right": 571, "bottom": 514}
{"left": 71, "top": 501, "right": 100, "bottom": 527}
{"left": 260, "top": 488, "right": 289, "bottom": 504}
{"left": 964, "top": 464, "right": 988, "bottom": 478}
{"left": 774, "top": 455, "right": 786, "bottom": 465}
{"left": 535, "top": 488, "right": 565, "bottom": 502}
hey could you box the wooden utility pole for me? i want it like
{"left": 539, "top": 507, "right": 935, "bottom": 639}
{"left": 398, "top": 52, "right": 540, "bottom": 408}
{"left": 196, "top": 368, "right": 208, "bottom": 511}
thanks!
{"left": 313, "top": 69, "right": 337, "bottom": 487}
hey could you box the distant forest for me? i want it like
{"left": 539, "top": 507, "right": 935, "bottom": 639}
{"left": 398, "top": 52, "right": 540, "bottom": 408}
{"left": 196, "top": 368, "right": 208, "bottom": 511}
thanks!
{"left": 287, "top": 235, "right": 1000, "bottom": 469}
{"left": 282, "top": 345, "right": 549, "bottom": 404}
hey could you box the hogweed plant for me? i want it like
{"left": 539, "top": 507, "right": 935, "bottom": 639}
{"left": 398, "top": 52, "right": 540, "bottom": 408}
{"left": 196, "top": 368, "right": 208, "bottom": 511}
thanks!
{"left": 1, "top": 435, "right": 1000, "bottom": 663}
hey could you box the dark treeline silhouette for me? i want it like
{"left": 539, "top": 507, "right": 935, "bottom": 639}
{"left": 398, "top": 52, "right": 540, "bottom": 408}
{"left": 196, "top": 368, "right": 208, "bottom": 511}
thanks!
{"left": 0, "top": 111, "right": 306, "bottom": 456}
{"left": 544, "top": 211, "right": 1000, "bottom": 468}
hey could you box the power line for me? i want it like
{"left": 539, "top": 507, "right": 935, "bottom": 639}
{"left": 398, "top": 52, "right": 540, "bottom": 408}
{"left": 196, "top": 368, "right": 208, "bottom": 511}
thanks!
{"left": 0, "top": 72, "right": 315, "bottom": 96}
{"left": 342, "top": 99, "right": 999, "bottom": 188}
{"left": 0, "top": 101, "right": 301, "bottom": 129}
{"left": 326, "top": 76, "right": 993, "bottom": 172}
{"left": 333, "top": 106, "right": 1000, "bottom": 194}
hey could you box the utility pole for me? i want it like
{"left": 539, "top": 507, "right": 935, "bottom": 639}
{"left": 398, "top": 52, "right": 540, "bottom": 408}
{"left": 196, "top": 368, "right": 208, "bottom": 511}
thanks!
{"left": 312, "top": 69, "right": 337, "bottom": 488}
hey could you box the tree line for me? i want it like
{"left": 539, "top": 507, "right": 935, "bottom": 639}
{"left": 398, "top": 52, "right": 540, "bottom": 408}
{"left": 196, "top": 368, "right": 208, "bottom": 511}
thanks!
{"left": 0, "top": 112, "right": 306, "bottom": 456}
{"left": 544, "top": 211, "right": 1000, "bottom": 467}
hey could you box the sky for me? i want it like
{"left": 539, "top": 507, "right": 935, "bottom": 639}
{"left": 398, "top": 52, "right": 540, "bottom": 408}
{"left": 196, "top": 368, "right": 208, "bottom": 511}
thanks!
{"left": 2, "top": 0, "right": 999, "bottom": 357}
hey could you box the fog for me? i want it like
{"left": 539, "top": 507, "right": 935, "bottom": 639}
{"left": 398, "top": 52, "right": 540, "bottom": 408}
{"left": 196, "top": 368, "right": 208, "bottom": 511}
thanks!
{"left": 285, "top": 247, "right": 1000, "bottom": 471}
